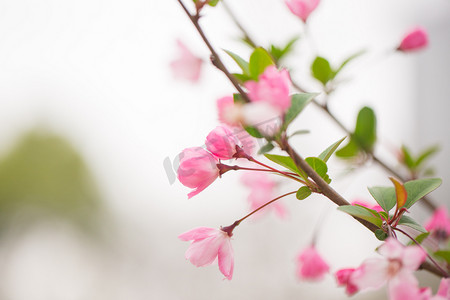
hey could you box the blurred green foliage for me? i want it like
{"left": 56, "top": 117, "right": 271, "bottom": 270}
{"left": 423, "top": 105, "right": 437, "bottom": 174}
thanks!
{"left": 0, "top": 130, "right": 103, "bottom": 235}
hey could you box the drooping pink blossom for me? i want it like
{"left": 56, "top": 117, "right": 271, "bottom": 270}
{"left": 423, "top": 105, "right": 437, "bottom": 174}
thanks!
{"left": 296, "top": 245, "right": 330, "bottom": 281}
{"left": 431, "top": 278, "right": 450, "bottom": 300}
{"left": 179, "top": 227, "right": 234, "bottom": 280}
{"left": 241, "top": 172, "right": 286, "bottom": 218}
{"left": 217, "top": 96, "right": 242, "bottom": 127}
{"left": 425, "top": 206, "right": 450, "bottom": 240}
{"left": 348, "top": 238, "right": 426, "bottom": 297}
{"left": 177, "top": 147, "right": 219, "bottom": 198}
{"left": 335, "top": 268, "right": 359, "bottom": 296}
{"left": 285, "top": 0, "right": 320, "bottom": 23}
{"left": 397, "top": 27, "right": 428, "bottom": 52}
{"left": 245, "top": 66, "right": 292, "bottom": 113}
{"left": 352, "top": 200, "right": 383, "bottom": 212}
{"left": 170, "top": 39, "right": 203, "bottom": 82}
{"left": 206, "top": 125, "right": 241, "bottom": 160}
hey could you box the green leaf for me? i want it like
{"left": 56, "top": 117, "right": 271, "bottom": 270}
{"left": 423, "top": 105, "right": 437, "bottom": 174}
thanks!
{"left": 233, "top": 93, "right": 245, "bottom": 105}
{"left": 283, "top": 93, "right": 316, "bottom": 129}
{"left": 401, "top": 145, "right": 416, "bottom": 169}
{"left": 264, "top": 154, "right": 307, "bottom": 179}
{"left": 404, "top": 178, "right": 442, "bottom": 209}
{"left": 318, "top": 137, "right": 346, "bottom": 162}
{"left": 311, "top": 56, "right": 333, "bottom": 85}
{"left": 289, "top": 129, "right": 310, "bottom": 138}
{"left": 335, "top": 138, "right": 359, "bottom": 158}
{"left": 338, "top": 205, "right": 383, "bottom": 227}
{"left": 244, "top": 126, "right": 264, "bottom": 138}
{"left": 368, "top": 186, "right": 396, "bottom": 213}
{"left": 434, "top": 250, "right": 450, "bottom": 264}
{"left": 334, "top": 50, "right": 366, "bottom": 75}
{"left": 414, "top": 232, "right": 430, "bottom": 244}
{"left": 296, "top": 186, "right": 311, "bottom": 200}
{"left": 416, "top": 145, "right": 440, "bottom": 168}
{"left": 398, "top": 215, "right": 427, "bottom": 233}
{"left": 354, "top": 106, "right": 376, "bottom": 152}
{"left": 249, "top": 47, "right": 275, "bottom": 80}
{"left": 224, "top": 50, "right": 250, "bottom": 76}
{"left": 232, "top": 73, "right": 252, "bottom": 83}
{"left": 375, "top": 229, "right": 388, "bottom": 241}
{"left": 258, "top": 143, "right": 274, "bottom": 154}
{"left": 305, "top": 157, "right": 327, "bottom": 178}
{"left": 207, "top": 0, "right": 220, "bottom": 7}
{"left": 269, "top": 36, "right": 299, "bottom": 63}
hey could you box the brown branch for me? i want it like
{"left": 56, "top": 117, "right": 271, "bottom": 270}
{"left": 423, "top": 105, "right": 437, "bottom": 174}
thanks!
{"left": 176, "top": 0, "right": 444, "bottom": 278}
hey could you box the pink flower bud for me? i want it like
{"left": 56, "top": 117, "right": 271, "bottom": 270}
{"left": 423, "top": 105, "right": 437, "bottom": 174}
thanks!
{"left": 217, "top": 96, "right": 242, "bottom": 127}
{"left": 170, "top": 39, "right": 203, "bottom": 82}
{"left": 335, "top": 268, "right": 359, "bottom": 296}
{"left": 296, "top": 245, "right": 330, "bottom": 281}
{"left": 206, "top": 125, "right": 241, "bottom": 160}
{"left": 245, "top": 66, "right": 292, "bottom": 113}
{"left": 397, "top": 27, "right": 428, "bottom": 52}
{"left": 179, "top": 227, "right": 234, "bottom": 280}
{"left": 425, "top": 206, "right": 450, "bottom": 240}
{"left": 177, "top": 147, "right": 219, "bottom": 198}
{"left": 285, "top": 0, "right": 320, "bottom": 23}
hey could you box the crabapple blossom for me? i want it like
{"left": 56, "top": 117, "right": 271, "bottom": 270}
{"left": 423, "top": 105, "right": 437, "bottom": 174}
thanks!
{"left": 431, "top": 278, "right": 450, "bottom": 300}
{"left": 241, "top": 172, "right": 286, "bottom": 218}
{"left": 206, "top": 125, "right": 241, "bottom": 160}
{"left": 179, "top": 227, "right": 234, "bottom": 280}
{"left": 339, "top": 238, "right": 427, "bottom": 298}
{"left": 245, "top": 66, "right": 292, "bottom": 113}
{"left": 177, "top": 147, "right": 219, "bottom": 198}
{"left": 425, "top": 206, "right": 450, "bottom": 240}
{"left": 170, "top": 39, "right": 203, "bottom": 82}
{"left": 397, "top": 27, "right": 428, "bottom": 52}
{"left": 217, "top": 96, "right": 242, "bottom": 127}
{"left": 335, "top": 268, "right": 359, "bottom": 296}
{"left": 296, "top": 245, "right": 330, "bottom": 281}
{"left": 241, "top": 102, "right": 283, "bottom": 137}
{"left": 285, "top": 0, "right": 320, "bottom": 23}
{"left": 389, "top": 280, "right": 432, "bottom": 300}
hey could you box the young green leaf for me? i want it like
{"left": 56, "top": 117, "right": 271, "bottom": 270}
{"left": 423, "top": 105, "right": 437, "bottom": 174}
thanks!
{"left": 283, "top": 93, "right": 316, "bottom": 129}
{"left": 269, "top": 36, "right": 299, "bottom": 63}
{"left": 305, "top": 157, "right": 328, "bottom": 178}
{"left": 338, "top": 205, "right": 383, "bottom": 227}
{"left": 207, "top": 0, "right": 220, "bottom": 6}
{"left": 398, "top": 215, "right": 427, "bottom": 233}
{"left": 289, "top": 129, "right": 310, "bottom": 138}
{"left": 249, "top": 47, "right": 275, "bottom": 80}
{"left": 296, "top": 186, "right": 312, "bottom": 200}
{"left": 258, "top": 143, "right": 274, "bottom": 154}
{"left": 311, "top": 56, "right": 333, "bottom": 85}
{"left": 434, "top": 250, "right": 450, "bottom": 264}
{"left": 224, "top": 50, "right": 250, "bottom": 76}
{"left": 244, "top": 126, "right": 264, "bottom": 138}
{"left": 335, "top": 138, "right": 359, "bottom": 158}
{"left": 414, "top": 232, "right": 430, "bottom": 244}
{"left": 416, "top": 145, "right": 440, "bottom": 168}
{"left": 389, "top": 177, "right": 407, "bottom": 209}
{"left": 233, "top": 93, "right": 245, "bottom": 104}
{"left": 334, "top": 50, "right": 366, "bottom": 75}
{"left": 368, "top": 186, "right": 396, "bottom": 213}
{"left": 264, "top": 154, "right": 307, "bottom": 179}
{"left": 404, "top": 178, "right": 442, "bottom": 209}
{"left": 375, "top": 229, "right": 388, "bottom": 241}
{"left": 354, "top": 106, "right": 376, "bottom": 152}
{"left": 401, "top": 145, "right": 416, "bottom": 169}
{"left": 318, "top": 137, "right": 346, "bottom": 162}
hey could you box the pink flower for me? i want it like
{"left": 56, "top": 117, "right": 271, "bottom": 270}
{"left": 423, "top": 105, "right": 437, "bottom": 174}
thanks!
{"left": 241, "top": 102, "right": 283, "bottom": 137}
{"left": 425, "top": 206, "right": 450, "bottom": 240}
{"left": 206, "top": 125, "right": 241, "bottom": 160}
{"left": 217, "top": 96, "right": 242, "bottom": 127}
{"left": 285, "top": 0, "right": 320, "bottom": 23}
{"left": 349, "top": 238, "right": 426, "bottom": 297}
{"left": 179, "top": 227, "right": 234, "bottom": 280}
{"left": 389, "top": 280, "right": 431, "bottom": 300}
{"left": 245, "top": 66, "right": 292, "bottom": 113}
{"left": 170, "top": 39, "right": 203, "bottom": 82}
{"left": 352, "top": 200, "right": 383, "bottom": 212}
{"left": 241, "top": 172, "right": 286, "bottom": 218}
{"left": 296, "top": 245, "right": 330, "bottom": 281}
{"left": 177, "top": 147, "right": 219, "bottom": 198}
{"left": 431, "top": 278, "right": 450, "bottom": 300}
{"left": 335, "top": 268, "right": 359, "bottom": 296}
{"left": 397, "top": 27, "right": 428, "bottom": 52}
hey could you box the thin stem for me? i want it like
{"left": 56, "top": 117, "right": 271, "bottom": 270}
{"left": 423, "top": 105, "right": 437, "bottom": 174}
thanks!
{"left": 246, "top": 156, "right": 309, "bottom": 185}
{"left": 237, "top": 191, "right": 296, "bottom": 223}
{"left": 176, "top": 0, "right": 250, "bottom": 103}
{"left": 394, "top": 227, "right": 449, "bottom": 278}
{"left": 222, "top": 1, "right": 257, "bottom": 48}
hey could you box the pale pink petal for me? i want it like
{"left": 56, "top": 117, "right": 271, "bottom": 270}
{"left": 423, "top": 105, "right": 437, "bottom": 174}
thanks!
{"left": 285, "top": 0, "right": 320, "bottom": 22}
{"left": 241, "top": 102, "right": 283, "bottom": 137}
{"left": 217, "top": 96, "right": 242, "bottom": 127}
{"left": 206, "top": 125, "right": 241, "bottom": 160}
{"left": 389, "top": 280, "right": 431, "bottom": 300}
{"left": 335, "top": 268, "right": 359, "bottom": 296}
{"left": 434, "top": 278, "right": 450, "bottom": 299}
{"left": 401, "top": 245, "right": 427, "bottom": 271}
{"left": 398, "top": 27, "right": 428, "bottom": 52}
{"left": 377, "top": 238, "right": 405, "bottom": 260}
{"left": 184, "top": 234, "right": 223, "bottom": 267}
{"left": 218, "top": 238, "right": 234, "bottom": 280}
{"left": 351, "top": 258, "right": 389, "bottom": 291}
{"left": 170, "top": 40, "right": 203, "bottom": 82}
{"left": 178, "top": 227, "right": 217, "bottom": 241}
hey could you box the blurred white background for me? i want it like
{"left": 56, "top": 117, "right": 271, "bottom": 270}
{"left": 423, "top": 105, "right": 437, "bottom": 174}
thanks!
{"left": 0, "top": 0, "right": 449, "bottom": 299}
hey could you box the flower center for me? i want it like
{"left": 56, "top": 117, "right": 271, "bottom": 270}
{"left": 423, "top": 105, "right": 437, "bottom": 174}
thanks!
{"left": 387, "top": 259, "right": 402, "bottom": 277}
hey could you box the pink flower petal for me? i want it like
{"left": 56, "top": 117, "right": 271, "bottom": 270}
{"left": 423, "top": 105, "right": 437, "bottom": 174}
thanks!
{"left": 296, "top": 246, "right": 330, "bottom": 281}
{"left": 351, "top": 258, "right": 389, "bottom": 291}
{"left": 218, "top": 238, "right": 234, "bottom": 280}
{"left": 398, "top": 27, "right": 428, "bottom": 52}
